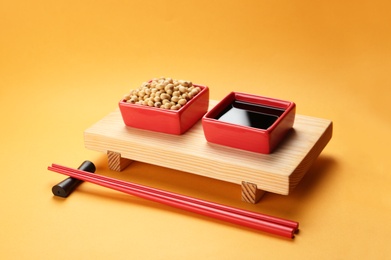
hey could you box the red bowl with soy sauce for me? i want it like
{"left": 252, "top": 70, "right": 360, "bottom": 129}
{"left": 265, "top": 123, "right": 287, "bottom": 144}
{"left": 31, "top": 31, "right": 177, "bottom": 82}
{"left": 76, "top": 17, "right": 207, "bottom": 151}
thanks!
{"left": 202, "top": 92, "right": 295, "bottom": 153}
{"left": 119, "top": 83, "right": 209, "bottom": 135}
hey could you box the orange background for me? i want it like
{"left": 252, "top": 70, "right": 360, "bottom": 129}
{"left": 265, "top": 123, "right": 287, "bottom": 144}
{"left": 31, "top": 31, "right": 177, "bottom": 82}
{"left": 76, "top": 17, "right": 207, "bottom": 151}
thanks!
{"left": 1, "top": 0, "right": 390, "bottom": 259}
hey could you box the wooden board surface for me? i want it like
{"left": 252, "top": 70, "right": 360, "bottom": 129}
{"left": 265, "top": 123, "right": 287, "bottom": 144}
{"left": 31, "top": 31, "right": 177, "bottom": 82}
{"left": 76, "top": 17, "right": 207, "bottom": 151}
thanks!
{"left": 84, "top": 101, "right": 332, "bottom": 195}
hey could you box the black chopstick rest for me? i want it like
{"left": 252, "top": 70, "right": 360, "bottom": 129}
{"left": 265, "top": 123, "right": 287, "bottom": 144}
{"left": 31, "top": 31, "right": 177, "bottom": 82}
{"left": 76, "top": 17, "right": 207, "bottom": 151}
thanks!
{"left": 52, "top": 160, "right": 96, "bottom": 198}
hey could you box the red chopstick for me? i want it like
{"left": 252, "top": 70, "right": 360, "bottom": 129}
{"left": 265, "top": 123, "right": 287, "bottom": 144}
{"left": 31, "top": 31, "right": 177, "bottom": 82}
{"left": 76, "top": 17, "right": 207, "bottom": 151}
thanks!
{"left": 51, "top": 164, "right": 298, "bottom": 230}
{"left": 48, "top": 163, "right": 299, "bottom": 238}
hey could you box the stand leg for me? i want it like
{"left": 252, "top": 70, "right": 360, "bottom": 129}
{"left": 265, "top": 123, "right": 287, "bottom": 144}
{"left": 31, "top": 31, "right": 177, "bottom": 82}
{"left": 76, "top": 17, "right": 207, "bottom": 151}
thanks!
{"left": 241, "top": 181, "right": 265, "bottom": 204}
{"left": 107, "top": 151, "right": 132, "bottom": 171}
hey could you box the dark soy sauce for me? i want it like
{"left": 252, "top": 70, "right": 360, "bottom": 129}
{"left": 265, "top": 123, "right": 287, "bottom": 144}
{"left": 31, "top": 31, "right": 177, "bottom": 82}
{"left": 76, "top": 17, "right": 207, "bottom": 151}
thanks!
{"left": 215, "top": 100, "right": 285, "bottom": 130}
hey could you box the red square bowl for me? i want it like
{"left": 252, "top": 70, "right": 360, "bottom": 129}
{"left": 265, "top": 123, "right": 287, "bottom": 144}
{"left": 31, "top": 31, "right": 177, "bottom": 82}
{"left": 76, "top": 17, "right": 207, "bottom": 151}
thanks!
{"left": 119, "top": 84, "right": 209, "bottom": 135}
{"left": 202, "top": 92, "right": 295, "bottom": 153}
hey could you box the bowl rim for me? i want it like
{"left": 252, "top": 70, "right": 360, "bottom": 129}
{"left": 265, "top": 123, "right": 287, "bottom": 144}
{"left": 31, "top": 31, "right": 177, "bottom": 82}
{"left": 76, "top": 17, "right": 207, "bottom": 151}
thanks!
{"left": 203, "top": 91, "right": 295, "bottom": 133}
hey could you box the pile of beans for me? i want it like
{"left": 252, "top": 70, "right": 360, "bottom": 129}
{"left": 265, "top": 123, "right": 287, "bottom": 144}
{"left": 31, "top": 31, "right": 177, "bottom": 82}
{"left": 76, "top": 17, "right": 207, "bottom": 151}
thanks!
{"left": 122, "top": 77, "right": 202, "bottom": 110}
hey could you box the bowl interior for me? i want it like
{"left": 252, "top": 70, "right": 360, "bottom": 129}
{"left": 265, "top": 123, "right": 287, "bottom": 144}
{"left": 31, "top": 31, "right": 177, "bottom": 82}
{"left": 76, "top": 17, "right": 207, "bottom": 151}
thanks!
{"left": 206, "top": 92, "right": 292, "bottom": 130}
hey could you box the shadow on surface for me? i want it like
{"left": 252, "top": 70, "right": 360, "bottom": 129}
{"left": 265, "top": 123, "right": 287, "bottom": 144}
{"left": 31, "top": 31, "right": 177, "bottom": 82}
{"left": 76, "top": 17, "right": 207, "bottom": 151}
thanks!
{"left": 51, "top": 153, "right": 337, "bottom": 238}
{"left": 258, "top": 155, "right": 339, "bottom": 219}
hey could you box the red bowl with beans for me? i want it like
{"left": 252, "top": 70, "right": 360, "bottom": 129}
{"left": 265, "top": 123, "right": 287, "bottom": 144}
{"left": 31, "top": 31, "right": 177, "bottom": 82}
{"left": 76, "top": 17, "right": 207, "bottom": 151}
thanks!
{"left": 119, "top": 79, "right": 209, "bottom": 135}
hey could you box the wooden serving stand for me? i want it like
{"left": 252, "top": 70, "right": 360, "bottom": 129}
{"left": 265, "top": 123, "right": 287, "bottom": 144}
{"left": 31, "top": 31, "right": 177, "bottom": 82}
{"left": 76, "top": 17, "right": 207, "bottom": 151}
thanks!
{"left": 84, "top": 100, "right": 332, "bottom": 204}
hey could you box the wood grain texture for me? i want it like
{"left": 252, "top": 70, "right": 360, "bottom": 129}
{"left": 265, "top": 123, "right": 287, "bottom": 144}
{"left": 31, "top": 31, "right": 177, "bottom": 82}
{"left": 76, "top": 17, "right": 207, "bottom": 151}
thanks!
{"left": 84, "top": 101, "right": 332, "bottom": 195}
{"left": 241, "top": 182, "right": 266, "bottom": 204}
{"left": 107, "top": 151, "right": 132, "bottom": 172}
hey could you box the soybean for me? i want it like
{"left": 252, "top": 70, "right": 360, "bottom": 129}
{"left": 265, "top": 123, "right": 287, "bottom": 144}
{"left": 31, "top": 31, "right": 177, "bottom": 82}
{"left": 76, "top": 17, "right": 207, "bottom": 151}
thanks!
{"left": 122, "top": 77, "right": 202, "bottom": 110}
